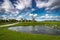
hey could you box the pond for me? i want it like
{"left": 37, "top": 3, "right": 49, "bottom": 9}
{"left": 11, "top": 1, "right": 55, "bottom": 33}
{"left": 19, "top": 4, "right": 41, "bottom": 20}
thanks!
{"left": 8, "top": 26, "right": 60, "bottom": 35}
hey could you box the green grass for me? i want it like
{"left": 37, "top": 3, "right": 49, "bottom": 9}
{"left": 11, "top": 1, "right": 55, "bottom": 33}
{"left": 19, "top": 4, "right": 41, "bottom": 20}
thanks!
{"left": 0, "top": 21, "right": 60, "bottom": 40}
{"left": 0, "top": 27, "right": 60, "bottom": 40}
{"left": 15, "top": 22, "right": 60, "bottom": 27}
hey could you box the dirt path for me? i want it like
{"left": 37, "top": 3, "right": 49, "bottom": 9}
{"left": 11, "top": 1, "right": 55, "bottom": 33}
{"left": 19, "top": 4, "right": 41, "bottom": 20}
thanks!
{"left": 0, "top": 22, "right": 19, "bottom": 27}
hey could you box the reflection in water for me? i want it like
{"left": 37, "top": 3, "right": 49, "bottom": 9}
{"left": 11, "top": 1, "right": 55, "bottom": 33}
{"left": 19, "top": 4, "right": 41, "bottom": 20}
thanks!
{"left": 8, "top": 26, "right": 60, "bottom": 35}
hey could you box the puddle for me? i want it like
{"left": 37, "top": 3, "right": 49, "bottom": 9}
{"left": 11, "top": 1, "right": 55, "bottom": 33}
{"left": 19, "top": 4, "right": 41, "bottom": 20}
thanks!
{"left": 8, "top": 26, "right": 60, "bottom": 35}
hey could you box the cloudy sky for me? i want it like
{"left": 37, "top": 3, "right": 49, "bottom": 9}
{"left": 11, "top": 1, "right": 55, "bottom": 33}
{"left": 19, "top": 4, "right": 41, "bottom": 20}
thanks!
{"left": 0, "top": 0, "right": 60, "bottom": 21}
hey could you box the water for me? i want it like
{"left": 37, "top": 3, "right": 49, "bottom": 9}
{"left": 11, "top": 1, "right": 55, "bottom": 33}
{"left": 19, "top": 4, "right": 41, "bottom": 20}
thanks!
{"left": 8, "top": 26, "right": 60, "bottom": 35}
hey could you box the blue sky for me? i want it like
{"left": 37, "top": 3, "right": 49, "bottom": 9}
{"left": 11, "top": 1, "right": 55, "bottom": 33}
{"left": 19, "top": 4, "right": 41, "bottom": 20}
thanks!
{"left": 0, "top": 0, "right": 60, "bottom": 21}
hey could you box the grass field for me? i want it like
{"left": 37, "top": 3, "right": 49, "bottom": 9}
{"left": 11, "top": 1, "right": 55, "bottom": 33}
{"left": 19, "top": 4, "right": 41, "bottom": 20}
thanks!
{"left": 0, "top": 21, "right": 60, "bottom": 40}
{"left": 15, "top": 22, "right": 60, "bottom": 27}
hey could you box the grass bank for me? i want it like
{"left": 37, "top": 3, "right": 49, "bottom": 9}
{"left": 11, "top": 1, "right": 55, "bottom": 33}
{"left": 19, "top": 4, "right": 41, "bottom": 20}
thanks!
{"left": 14, "top": 22, "right": 60, "bottom": 27}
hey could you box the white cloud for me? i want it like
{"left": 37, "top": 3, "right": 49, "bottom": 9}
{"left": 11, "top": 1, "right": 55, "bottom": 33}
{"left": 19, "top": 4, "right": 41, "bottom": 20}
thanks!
{"left": 50, "top": 6, "right": 60, "bottom": 10}
{"left": 16, "top": 15, "right": 23, "bottom": 20}
{"left": 10, "top": 9, "right": 20, "bottom": 16}
{"left": 1, "top": 15, "right": 7, "bottom": 20}
{"left": 1, "top": 14, "right": 16, "bottom": 20}
{"left": 0, "top": 0, "right": 31, "bottom": 19}
{"left": 36, "top": 0, "right": 60, "bottom": 10}
{"left": 0, "top": 0, "right": 20, "bottom": 17}
{"left": 38, "top": 14, "right": 60, "bottom": 19}
{"left": 39, "top": 14, "right": 50, "bottom": 19}
{"left": 14, "top": 2, "right": 25, "bottom": 10}
{"left": 14, "top": 0, "right": 31, "bottom": 10}
{"left": 1, "top": 0, "right": 14, "bottom": 12}
{"left": 36, "top": 1, "right": 46, "bottom": 8}
{"left": 29, "top": 14, "right": 37, "bottom": 17}
{"left": 29, "top": 14, "right": 33, "bottom": 17}
{"left": 33, "top": 14, "right": 37, "bottom": 17}
{"left": 31, "top": 8, "right": 35, "bottom": 11}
